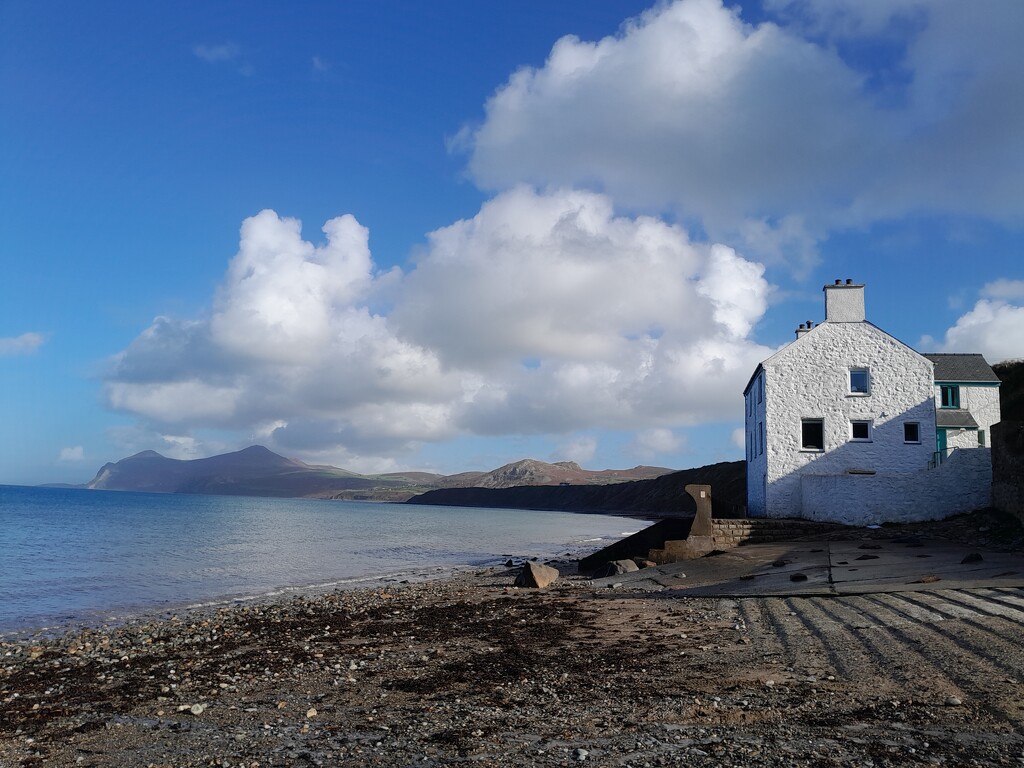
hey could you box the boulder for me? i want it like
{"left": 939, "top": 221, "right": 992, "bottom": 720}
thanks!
{"left": 590, "top": 559, "right": 640, "bottom": 578}
{"left": 514, "top": 561, "right": 559, "bottom": 588}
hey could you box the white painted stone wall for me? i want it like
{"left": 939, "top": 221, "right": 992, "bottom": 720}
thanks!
{"left": 801, "top": 447, "right": 992, "bottom": 525}
{"left": 758, "top": 321, "right": 936, "bottom": 519}
{"left": 745, "top": 369, "right": 767, "bottom": 516}
{"left": 944, "top": 428, "right": 977, "bottom": 451}
{"left": 935, "top": 385, "right": 1001, "bottom": 440}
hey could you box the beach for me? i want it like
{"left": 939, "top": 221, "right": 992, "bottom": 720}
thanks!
{"left": 4, "top": 552, "right": 1024, "bottom": 767}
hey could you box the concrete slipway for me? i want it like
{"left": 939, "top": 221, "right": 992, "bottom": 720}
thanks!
{"left": 590, "top": 539, "right": 1024, "bottom": 597}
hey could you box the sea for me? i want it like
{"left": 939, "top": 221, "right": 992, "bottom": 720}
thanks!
{"left": 0, "top": 485, "right": 644, "bottom": 636}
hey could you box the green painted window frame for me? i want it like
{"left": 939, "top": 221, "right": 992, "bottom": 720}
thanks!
{"left": 940, "top": 384, "right": 960, "bottom": 408}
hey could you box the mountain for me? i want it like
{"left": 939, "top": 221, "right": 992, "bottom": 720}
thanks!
{"left": 407, "top": 460, "right": 746, "bottom": 518}
{"left": 432, "top": 459, "right": 670, "bottom": 489}
{"left": 79, "top": 446, "right": 676, "bottom": 502}
{"left": 85, "top": 445, "right": 398, "bottom": 498}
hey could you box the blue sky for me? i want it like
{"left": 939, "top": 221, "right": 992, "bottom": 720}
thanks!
{"left": 3, "top": 0, "right": 1023, "bottom": 485}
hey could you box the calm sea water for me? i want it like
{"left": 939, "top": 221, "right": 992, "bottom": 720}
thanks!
{"left": 0, "top": 485, "right": 643, "bottom": 634}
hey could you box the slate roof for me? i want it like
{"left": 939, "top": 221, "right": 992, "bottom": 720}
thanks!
{"left": 922, "top": 353, "right": 1000, "bottom": 383}
{"left": 936, "top": 410, "right": 980, "bottom": 429}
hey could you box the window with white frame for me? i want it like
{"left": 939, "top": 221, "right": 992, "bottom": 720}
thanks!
{"left": 904, "top": 422, "right": 920, "bottom": 444}
{"left": 850, "top": 420, "right": 871, "bottom": 441}
{"left": 801, "top": 418, "right": 824, "bottom": 450}
{"left": 849, "top": 368, "right": 870, "bottom": 395}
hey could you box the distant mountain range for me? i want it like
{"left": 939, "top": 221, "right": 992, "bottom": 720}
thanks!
{"left": 78, "top": 445, "right": 673, "bottom": 502}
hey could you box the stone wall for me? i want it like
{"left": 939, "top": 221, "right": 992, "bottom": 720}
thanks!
{"left": 709, "top": 518, "right": 842, "bottom": 547}
{"left": 649, "top": 517, "right": 844, "bottom": 562}
{"left": 800, "top": 447, "right": 992, "bottom": 526}
{"left": 992, "top": 421, "right": 1024, "bottom": 519}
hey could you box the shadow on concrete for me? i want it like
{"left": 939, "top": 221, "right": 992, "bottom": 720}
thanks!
{"left": 589, "top": 538, "right": 1024, "bottom": 598}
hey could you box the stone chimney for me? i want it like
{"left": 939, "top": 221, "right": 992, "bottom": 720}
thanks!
{"left": 795, "top": 320, "right": 815, "bottom": 339}
{"left": 823, "top": 278, "right": 865, "bottom": 322}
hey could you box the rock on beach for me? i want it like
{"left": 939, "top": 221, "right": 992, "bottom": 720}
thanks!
{"left": 514, "top": 560, "right": 559, "bottom": 588}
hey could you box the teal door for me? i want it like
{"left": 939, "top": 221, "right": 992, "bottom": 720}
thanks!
{"left": 937, "top": 429, "right": 947, "bottom": 463}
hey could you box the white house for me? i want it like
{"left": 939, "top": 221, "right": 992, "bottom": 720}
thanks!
{"left": 743, "top": 280, "right": 999, "bottom": 526}
{"left": 923, "top": 353, "right": 1002, "bottom": 454}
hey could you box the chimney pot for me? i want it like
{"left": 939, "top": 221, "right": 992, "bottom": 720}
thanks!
{"left": 835, "top": 279, "right": 842, "bottom": 285}
{"left": 846, "top": 278, "right": 853, "bottom": 285}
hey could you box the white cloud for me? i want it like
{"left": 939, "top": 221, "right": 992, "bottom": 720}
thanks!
{"left": 0, "top": 332, "right": 45, "bottom": 356}
{"left": 555, "top": 436, "right": 598, "bottom": 465}
{"left": 58, "top": 446, "right": 84, "bottom": 462}
{"left": 105, "top": 195, "right": 772, "bottom": 466}
{"left": 928, "top": 298, "right": 1024, "bottom": 365}
{"left": 731, "top": 427, "right": 746, "bottom": 450}
{"left": 630, "top": 428, "right": 685, "bottom": 458}
{"left": 462, "top": 0, "right": 1024, "bottom": 271}
{"left": 193, "top": 42, "right": 240, "bottom": 62}
{"left": 982, "top": 279, "right": 1024, "bottom": 302}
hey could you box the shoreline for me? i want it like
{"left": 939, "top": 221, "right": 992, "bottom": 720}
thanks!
{"left": 4, "top": 556, "right": 1024, "bottom": 766}
{"left": 0, "top": 552, "right": 593, "bottom": 643}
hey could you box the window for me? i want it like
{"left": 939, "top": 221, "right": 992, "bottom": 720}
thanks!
{"left": 757, "top": 376, "right": 763, "bottom": 404}
{"left": 904, "top": 422, "right": 920, "bottom": 444}
{"left": 940, "top": 385, "right": 960, "bottom": 408}
{"left": 979, "top": 429, "right": 986, "bottom": 447}
{"left": 850, "top": 368, "right": 870, "bottom": 394}
{"left": 758, "top": 422, "right": 764, "bottom": 456}
{"left": 801, "top": 418, "right": 824, "bottom": 450}
{"left": 850, "top": 420, "right": 871, "bottom": 441}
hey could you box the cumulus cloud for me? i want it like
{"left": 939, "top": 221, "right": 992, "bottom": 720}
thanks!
{"left": 982, "top": 279, "right": 1024, "bottom": 302}
{"left": 58, "top": 446, "right": 84, "bottom": 462}
{"left": 555, "top": 436, "right": 598, "bottom": 465}
{"left": 0, "top": 332, "right": 45, "bottom": 356}
{"left": 926, "top": 296, "right": 1024, "bottom": 365}
{"left": 105, "top": 194, "right": 772, "bottom": 466}
{"left": 461, "top": 0, "right": 1024, "bottom": 271}
{"left": 629, "top": 428, "right": 685, "bottom": 459}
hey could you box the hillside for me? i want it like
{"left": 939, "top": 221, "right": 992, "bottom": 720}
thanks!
{"left": 79, "top": 447, "right": 675, "bottom": 501}
{"left": 85, "top": 445, "right": 400, "bottom": 498}
{"left": 407, "top": 460, "right": 746, "bottom": 518}
{"left": 432, "top": 459, "right": 670, "bottom": 489}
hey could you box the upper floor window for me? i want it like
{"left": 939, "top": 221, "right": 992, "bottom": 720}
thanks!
{"left": 801, "top": 418, "right": 824, "bottom": 451}
{"left": 940, "top": 384, "right": 960, "bottom": 408}
{"left": 850, "top": 368, "right": 870, "bottom": 395}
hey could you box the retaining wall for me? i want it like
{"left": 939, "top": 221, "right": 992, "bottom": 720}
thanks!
{"left": 993, "top": 421, "right": 1024, "bottom": 520}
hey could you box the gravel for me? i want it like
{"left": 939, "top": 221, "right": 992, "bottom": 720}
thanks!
{"left": 3, "top": 551, "right": 1023, "bottom": 766}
